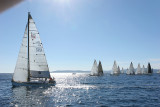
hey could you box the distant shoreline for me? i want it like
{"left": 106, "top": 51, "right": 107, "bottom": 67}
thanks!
{"left": 0, "top": 69, "right": 159, "bottom": 74}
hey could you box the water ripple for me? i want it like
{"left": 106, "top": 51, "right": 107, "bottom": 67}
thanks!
{"left": 0, "top": 73, "right": 160, "bottom": 106}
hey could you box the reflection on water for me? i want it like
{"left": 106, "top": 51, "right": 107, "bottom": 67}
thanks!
{"left": 0, "top": 73, "right": 160, "bottom": 106}
{"left": 11, "top": 86, "right": 53, "bottom": 106}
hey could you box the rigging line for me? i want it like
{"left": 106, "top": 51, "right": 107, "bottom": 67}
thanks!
{"left": 28, "top": 12, "right": 30, "bottom": 82}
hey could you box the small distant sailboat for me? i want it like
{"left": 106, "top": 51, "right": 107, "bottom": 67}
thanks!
{"left": 147, "top": 63, "right": 152, "bottom": 74}
{"left": 127, "top": 62, "right": 135, "bottom": 75}
{"left": 90, "top": 60, "right": 98, "bottom": 76}
{"left": 126, "top": 68, "right": 129, "bottom": 75}
{"left": 111, "top": 61, "right": 120, "bottom": 75}
{"left": 135, "top": 64, "right": 141, "bottom": 75}
{"left": 118, "top": 66, "right": 120, "bottom": 74}
{"left": 157, "top": 70, "right": 160, "bottom": 74}
{"left": 12, "top": 13, "right": 55, "bottom": 86}
{"left": 98, "top": 61, "right": 103, "bottom": 76}
{"left": 141, "top": 65, "right": 146, "bottom": 74}
{"left": 121, "top": 67, "right": 124, "bottom": 74}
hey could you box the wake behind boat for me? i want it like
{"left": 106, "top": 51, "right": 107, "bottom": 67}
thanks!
{"left": 12, "top": 13, "right": 55, "bottom": 86}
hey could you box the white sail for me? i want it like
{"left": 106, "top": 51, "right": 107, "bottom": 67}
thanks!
{"left": 142, "top": 65, "right": 145, "bottom": 74}
{"left": 28, "top": 14, "right": 50, "bottom": 78}
{"left": 121, "top": 67, "right": 124, "bottom": 73}
{"left": 128, "top": 62, "right": 135, "bottom": 75}
{"left": 118, "top": 66, "right": 120, "bottom": 74}
{"left": 13, "top": 26, "right": 28, "bottom": 82}
{"left": 126, "top": 68, "right": 130, "bottom": 74}
{"left": 91, "top": 60, "right": 98, "bottom": 75}
{"left": 112, "top": 61, "right": 119, "bottom": 75}
{"left": 135, "top": 64, "right": 141, "bottom": 74}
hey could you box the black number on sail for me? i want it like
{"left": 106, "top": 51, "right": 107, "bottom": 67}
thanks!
{"left": 36, "top": 47, "right": 42, "bottom": 52}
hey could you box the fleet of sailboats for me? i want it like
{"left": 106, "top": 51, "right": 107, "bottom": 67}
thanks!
{"left": 90, "top": 60, "right": 155, "bottom": 76}
{"left": 12, "top": 13, "right": 157, "bottom": 85}
{"left": 12, "top": 13, "right": 55, "bottom": 86}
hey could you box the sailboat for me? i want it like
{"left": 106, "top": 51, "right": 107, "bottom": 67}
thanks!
{"left": 142, "top": 65, "right": 146, "bottom": 74}
{"left": 12, "top": 13, "right": 55, "bottom": 86}
{"left": 135, "top": 64, "right": 141, "bottom": 75}
{"left": 117, "top": 66, "right": 120, "bottom": 74}
{"left": 111, "top": 60, "right": 119, "bottom": 75}
{"left": 157, "top": 70, "right": 160, "bottom": 74}
{"left": 90, "top": 60, "right": 98, "bottom": 76}
{"left": 126, "top": 68, "right": 130, "bottom": 75}
{"left": 127, "top": 62, "right": 135, "bottom": 75}
{"left": 147, "top": 62, "right": 152, "bottom": 74}
{"left": 121, "top": 67, "right": 124, "bottom": 74}
{"left": 98, "top": 61, "right": 103, "bottom": 76}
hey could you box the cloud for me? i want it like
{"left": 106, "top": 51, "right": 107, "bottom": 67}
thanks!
{"left": 149, "top": 58, "right": 160, "bottom": 62}
{"left": 151, "top": 63, "right": 160, "bottom": 69}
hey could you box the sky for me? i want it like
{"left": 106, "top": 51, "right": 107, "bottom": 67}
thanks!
{"left": 0, "top": 0, "right": 160, "bottom": 73}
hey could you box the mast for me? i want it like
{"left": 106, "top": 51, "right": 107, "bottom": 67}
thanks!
{"left": 27, "top": 12, "right": 30, "bottom": 81}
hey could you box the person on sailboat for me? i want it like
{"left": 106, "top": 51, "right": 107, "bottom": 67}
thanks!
{"left": 49, "top": 77, "right": 55, "bottom": 83}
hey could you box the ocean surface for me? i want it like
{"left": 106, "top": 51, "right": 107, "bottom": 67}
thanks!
{"left": 0, "top": 72, "right": 160, "bottom": 107}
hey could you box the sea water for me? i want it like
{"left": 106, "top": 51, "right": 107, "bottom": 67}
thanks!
{"left": 0, "top": 73, "right": 160, "bottom": 106}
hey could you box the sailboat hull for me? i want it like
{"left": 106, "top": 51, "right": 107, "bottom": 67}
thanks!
{"left": 12, "top": 81, "right": 56, "bottom": 87}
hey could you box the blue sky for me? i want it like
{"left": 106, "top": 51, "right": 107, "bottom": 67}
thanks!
{"left": 0, "top": 0, "right": 160, "bottom": 73}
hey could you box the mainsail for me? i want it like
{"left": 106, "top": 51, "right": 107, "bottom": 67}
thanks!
{"left": 91, "top": 60, "right": 98, "bottom": 75}
{"left": 28, "top": 13, "right": 50, "bottom": 78}
{"left": 13, "top": 25, "right": 28, "bottom": 82}
{"left": 13, "top": 13, "right": 51, "bottom": 83}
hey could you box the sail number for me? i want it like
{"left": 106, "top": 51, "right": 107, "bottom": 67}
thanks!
{"left": 36, "top": 47, "right": 42, "bottom": 52}
{"left": 31, "top": 33, "right": 36, "bottom": 39}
